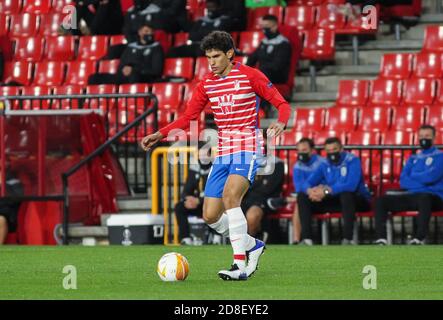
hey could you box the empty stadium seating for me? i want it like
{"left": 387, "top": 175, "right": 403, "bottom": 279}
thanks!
{"left": 412, "top": 52, "right": 443, "bottom": 79}
{"left": 33, "top": 61, "right": 65, "bottom": 86}
{"left": 238, "top": 31, "right": 264, "bottom": 55}
{"left": 301, "top": 29, "right": 335, "bottom": 60}
{"left": 44, "top": 35, "right": 75, "bottom": 61}
{"left": 163, "top": 57, "right": 194, "bottom": 80}
{"left": 9, "top": 13, "right": 39, "bottom": 37}
{"left": 13, "top": 36, "right": 45, "bottom": 62}
{"left": 247, "top": 6, "right": 284, "bottom": 30}
{"left": 98, "top": 59, "right": 121, "bottom": 74}
{"left": 52, "top": 84, "right": 83, "bottom": 109}
{"left": 291, "top": 108, "right": 325, "bottom": 132}
{"left": 379, "top": 53, "right": 413, "bottom": 80}
{"left": 391, "top": 105, "right": 427, "bottom": 132}
{"left": 65, "top": 60, "right": 96, "bottom": 86}
{"left": 22, "top": 0, "right": 52, "bottom": 14}
{"left": 422, "top": 25, "right": 443, "bottom": 53}
{"left": 283, "top": 5, "right": 316, "bottom": 31}
{"left": 369, "top": 78, "right": 403, "bottom": 106}
{"left": 0, "top": 0, "right": 22, "bottom": 15}
{"left": 324, "top": 106, "right": 358, "bottom": 132}
{"left": 77, "top": 36, "right": 109, "bottom": 61}
{"left": 358, "top": 107, "right": 392, "bottom": 132}
{"left": 336, "top": 80, "right": 369, "bottom": 107}
{"left": 402, "top": 78, "right": 436, "bottom": 106}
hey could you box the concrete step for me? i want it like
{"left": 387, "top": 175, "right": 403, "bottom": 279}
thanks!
{"left": 333, "top": 48, "right": 419, "bottom": 66}
{"left": 337, "top": 39, "right": 423, "bottom": 51}
{"left": 422, "top": 0, "right": 441, "bottom": 14}
{"left": 118, "top": 198, "right": 151, "bottom": 211}
{"left": 295, "top": 74, "right": 377, "bottom": 93}
{"left": 292, "top": 92, "right": 337, "bottom": 103}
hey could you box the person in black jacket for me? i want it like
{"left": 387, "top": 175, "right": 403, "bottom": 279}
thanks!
{"left": 167, "top": 0, "right": 234, "bottom": 58}
{"left": 0, "top": 160, "right": 24, "bottom": 244}
{"left": 88, "top": 23, "right": 164, "bottom": 84}
{"left": 242, "top": 156, "right": 285, "bottom": 237}
{"left": 220, "top": 0, "right": 247, "bottom": 31}
{"left": 174, "top": 144, "right": 213, "bottom": 245}
{"left": 74, "top": 0, "right": 124, "bottom": 35}
{"left": 123, "top": 0, "right": 187, "bottom": 43}
{"left": 246, "top": 15, "right": 292, "bottom": 85}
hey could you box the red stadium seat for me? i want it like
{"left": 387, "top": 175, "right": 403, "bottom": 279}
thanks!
{"left": 0, "top": 15, "right": 10, "bottom": 36}
{"left": 279, "top": 129, "right": 310, "bottom": 146}
{"left": 52, "top": 84, "right": 83, "bottom": 109}
{"left": 85, "top": 84, "right": 117, "bottom": 110}
{"left": 65, "top": 60, "right": 96, "bottom": 86}
{"left": 21, "top": 85, "right": 52, "bottom": 109}
{"left": 426, "top": 105, "right": 443, "bottom": 130}
{"left": 13, "top": 36, "right": 44, "bottom": 62}
{"left": 381, "top": 130, "right": 415, "bottom": 145}
{"left": 412, "top": 52, "right": 443, "bottom": 79}
{"left": 238, "top": 31, "right": 264, "bottom": 55}
{"left": 369, "top": 78, "right": 402, "bottom": 106}
{"left": 173, "top": 32, "right": 189, "bottom": 47}
{"left": 314, "top": 130, "right": 347, "bottom": 145}
{"left": 186, "top": 0, "right": 204, "bottom": 10}
{"left": 44, "top": 35, "right": 75, "bottom": 61}
{"left": 38, "top": 12, "right": 68, "bottom": 36}
{"left": 33, "top": 61, "right": 65, "bottom": 86}
{"left": 324, "top": 106, "right": 358, "bottom": 132}
{"left": 358, "top": 106, "right": 392, "bottom": 132}
{"left": 9, "top": 13, "right": 39, "bottom": 37}
{"left": 2, "top": 61, "right": 32, "bottom": 85}
{"left": 109, "top": 34, "right": 127, "bottom": 46}
{"left": 77, "top": 36, "right": 109, "bottom": 61}
{"left": 247, "top": 6, "right": 284, "bottom": 30}
{"left": 0, "top": 0, "right": 22, "bottom": 14}
{"left": 194, "top": 56, "right": 211, "bottom": 81}
{"left": 336, "top": 80, "right": 369, "bottom": 107}
{"left": 380, "top": 0, "right": 422, "bottom": 20}
{"left": 379, "top": 53, "right": 413, "bottom": 80}
{"left": 301, "top": 29, "right": 335, "bottom": 60}
{"left": 402, "top": 78, "right": 436, "bottom": 106}
{"left": 422, "top": 25, "right": 443, "bottom": 53}
{"left": 22, "top": 0, "right": 51, "bottom": 14}
{"left": 163, "top": 57, "right": 194, "bottom": 80}
{"left": 316, "top": 4, "right": 346, "bottom": 30}
{"left": 391, "top": 105, "right": 427, "bottom": 132}
{"left": 0, "top": 86, "right": 22, "bottom": 109}
{"left": 291, "top": 108, "right": 325, "bottom": 132}
{"left": 98, "top": 59, "right": 120, "bottom": 74}
{"left": 118, "top": 83, "right": 150, "bottom": 108}
{"left": 151, "top": 82, "right": 184, "bottom": 112}
{"left": 347, "top": 131, "right": 380, "bottom": 145}
{"left": 283, "top": 5, "right": 316, "bottom": 31}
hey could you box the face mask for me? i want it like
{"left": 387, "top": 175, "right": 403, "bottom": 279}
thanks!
{"left": 208, "top": 10, "right": 221, "bottom": 19}
{"left": 298, "top": 153, "right": 311, "bottom": 164}
{"left": 420, "top": 138, "right": 433, "bottom": 150}
{"left": 143, "top": 34, "right": 154, "bottom": 44}
{"left": 327, "top": 152, "right": 341, "bottom": 164}
{"left": 263, "top": 28, "right": 278, "bottom": 39}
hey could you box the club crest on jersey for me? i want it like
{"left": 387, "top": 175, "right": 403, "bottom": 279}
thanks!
{"left": 218, "top": 94, "right": 234, "bottom": 114}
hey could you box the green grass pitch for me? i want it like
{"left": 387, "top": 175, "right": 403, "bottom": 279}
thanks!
{"left": 1, "top": 245, "right": 442, "bottom": 300}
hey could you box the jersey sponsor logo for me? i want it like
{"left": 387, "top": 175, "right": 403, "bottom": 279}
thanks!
{"left": 341, "top": 166, "right": 347, "bottom": 177}
{"left": 426, "top": 157, "right": 433, "bottom": 166}
{"left": 218, "top": 94, "right": 235, "bottom": 114}
{"left": 267, "top": 82, "right": 273, "bottom": 88}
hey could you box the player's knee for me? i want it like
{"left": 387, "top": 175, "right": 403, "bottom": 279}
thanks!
{"left": 202, "top": 210, "right": 217, "bottom": 224}
{"left": 222, "top": 192, "right": 241, "bottom": 209}
{"left": 0, "top": 215, "right": 7, "bottom": 227}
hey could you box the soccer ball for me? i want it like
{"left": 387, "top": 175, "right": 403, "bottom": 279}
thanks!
{"left": 157, "top": 252, "right": 189, "bottom": 282}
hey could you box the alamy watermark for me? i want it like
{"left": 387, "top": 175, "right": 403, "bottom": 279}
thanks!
{"left": 362, "top": 265, "right": 377, "bottom": 290}
{"left": 62, "top": 265, "right": 77, "bottom": 290}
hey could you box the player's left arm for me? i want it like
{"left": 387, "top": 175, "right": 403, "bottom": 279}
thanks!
{"left": 248, "top": 68, "right": 291, "bottom": 137}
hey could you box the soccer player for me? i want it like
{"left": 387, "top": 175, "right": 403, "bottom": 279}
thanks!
{"left": 141, "top": 31, "right": 291, "bottom": 280}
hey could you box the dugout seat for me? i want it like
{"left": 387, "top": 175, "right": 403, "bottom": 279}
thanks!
{"left": 301, "top": 28, "right": 335, "bottom": 60}
{"left": 426, "top": 105, "right": 443, "bottom": 130}
{"left": 402, "top": 78, "right": 436, "bottom": 106}
{"left": 238, "top": 31, "right": 264, "bottom": 55}
{"left": 358, "top": 106, "right": 392, "bottom": 132}
{"left": 291, "top": 108, "right": 325, "bottom": 132}
{"left": 173, "top": 32, "right": 189, "bottom": 47}
{"left": 151, "top": 82, "right": 184, "bottom": 112}
{"left": 391, "top": 105, "right": 427, "bottom": 132}
{"left": 324, "top": 106, "right": 358, "bottom": 132}
{"left": 163, "top": 57, "right": 194, "bottom": 81}
{"left": 421, "top": 25, "right": 443, "bottom": 53}
{"left": 2, "top": 61, "right": 32, "bottom": 85}
{"left": 0, "top": 0, "right": 22, "bottom": 14}
{"left": 98, "top": 59, "right": 120, "bottom": 74}
{"left": 85, "top": 84, "right": 117, "bottom": 110}
{"left": 316, "top": 4, "right": 346, "bottom": 30}
{"left": 22, "top": 0, "right": 52, "bottom": 14}
{"left": 21, "top": 85, "right": 51, "bottom": 109}
{"left": 51, "top": 85, "right": 83, "bottom": 109}
{"left": 38, "top": 12, "right": 68, "bottom": 36}
{"left": 247, "top": 6, "right": 284, "bottom": 30}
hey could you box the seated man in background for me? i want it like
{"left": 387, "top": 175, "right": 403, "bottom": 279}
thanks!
{"left": 0, "top": 160, "right": 24, "bottom": 244}
{"left": 291, "top": 138, "right": 326, "bottom": 245}
{"left": 266, "top": 138, "right": 326, "bottom": 244}
{"left": 298, "top": 137, "right": 371, "bottom": 245}
{"left": 246, "top": 15, "right": 292, "bottom": 85}
{"left": 374, "top": 125, "right": 443, "bottom": 245}
{"left": 246, "top": 15, "right": 292, "bottom": 117}
{"left": 174, "top": 143, "right": 213, "bottom": 245}
{"left": 167, "top": 0, "right": 233, "bottom": 58}
{"left": 73, "top": 0, "right": 124, "bottom": 35}
{"left": 242, "top": 156, "right": 285, "bottom": 239}
{"left": 88, "top": 23, "right": 164, "bottom": 85}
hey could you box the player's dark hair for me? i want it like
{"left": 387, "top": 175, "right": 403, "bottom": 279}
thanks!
{"left": 262, "top": 14, "right": 278, "bottom": 24}
{"left": 200, "top": 31, "right": 235, "bottom": 60}
{"left": 324, "top": 137, "right": 342, "bottom": 146}
{"left": 297, "top": 137, "right": 315, "bottom": 149}
{"left": 419, "top": 124, "right": 436, "bottom": 137}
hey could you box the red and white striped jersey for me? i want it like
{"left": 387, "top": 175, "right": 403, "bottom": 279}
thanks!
{"left": 159, "top": 62, "right": 291, "bottom": 156}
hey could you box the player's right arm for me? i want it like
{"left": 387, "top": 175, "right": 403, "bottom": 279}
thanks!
{"left": 140, "top": 81, "right": 208, "bottom": 151}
